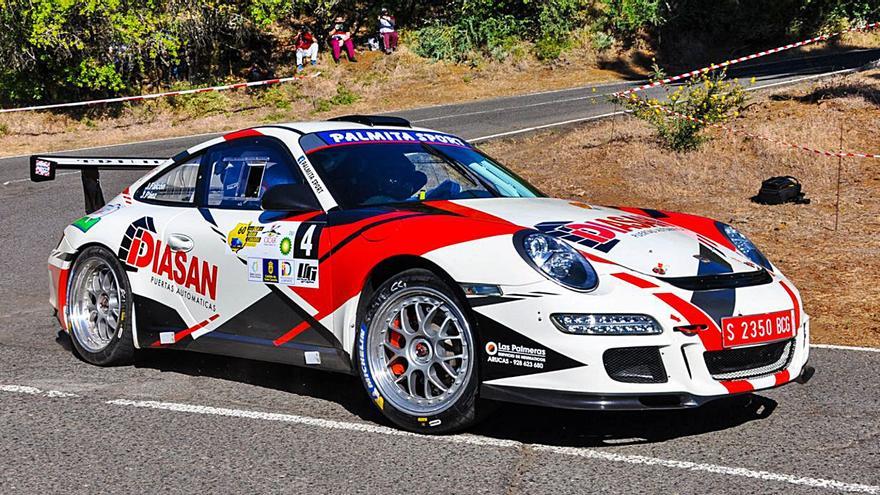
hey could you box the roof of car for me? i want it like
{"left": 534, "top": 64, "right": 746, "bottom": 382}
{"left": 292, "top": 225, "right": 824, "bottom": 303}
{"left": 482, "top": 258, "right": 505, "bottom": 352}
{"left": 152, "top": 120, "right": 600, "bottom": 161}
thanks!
{"left": 270, "top": 121, "right": 446, "bottom": 135}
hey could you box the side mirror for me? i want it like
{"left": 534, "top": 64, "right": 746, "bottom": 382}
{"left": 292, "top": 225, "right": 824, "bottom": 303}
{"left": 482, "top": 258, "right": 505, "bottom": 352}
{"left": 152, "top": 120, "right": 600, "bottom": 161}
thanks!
{"left": 261, "top": 183, "right": 321, "bottom": 212}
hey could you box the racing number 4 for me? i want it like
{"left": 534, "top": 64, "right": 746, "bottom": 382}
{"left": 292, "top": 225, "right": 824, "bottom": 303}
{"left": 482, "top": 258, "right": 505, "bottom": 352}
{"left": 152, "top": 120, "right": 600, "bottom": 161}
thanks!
{"left": 293, "top": 223, "right": 323, "bottom": 260}
{"left": 300, "top": 225, "right": 316, "bottom": 257}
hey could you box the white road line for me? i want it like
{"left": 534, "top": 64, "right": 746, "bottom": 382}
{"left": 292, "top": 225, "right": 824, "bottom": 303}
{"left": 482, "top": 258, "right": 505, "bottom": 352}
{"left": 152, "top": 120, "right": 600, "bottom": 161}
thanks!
{"left": 0, "top": 384, "right": 78, "bottom": 397}
{"left": 747, "top": 67, "right": 859, "bottom": 92}
{"left": 0, "top": 130, "right": 223, "bottom": 162}
{"left": 411, "top": 94, "right": 607, "bottom": 123}
{"left": 813, "top": 343, "right": 880, "bottom": 353}
{"left": 469, "top": 111, "right": 626, "bottom": 142}
{"left": 2, "top": 170, "right": 78, "bottom": 186}
{"left": 107, "top": 398, "right": 880, "bottom": 494}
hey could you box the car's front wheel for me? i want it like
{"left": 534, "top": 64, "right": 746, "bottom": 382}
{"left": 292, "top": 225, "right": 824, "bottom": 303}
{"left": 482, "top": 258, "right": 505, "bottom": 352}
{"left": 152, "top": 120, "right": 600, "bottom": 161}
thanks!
{"left": 66, "top": 246, "right": 134, "bottom": 366}
{"left": 357, "top": 269, "right": 481, "bottom": 433}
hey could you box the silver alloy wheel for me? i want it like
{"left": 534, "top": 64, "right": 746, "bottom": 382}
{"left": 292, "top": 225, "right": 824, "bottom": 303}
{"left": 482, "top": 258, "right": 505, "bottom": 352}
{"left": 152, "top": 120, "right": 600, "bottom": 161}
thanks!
{"left": 68, "top": 258, "right": 122, "bottom": 353}
{"left": 367, "top": 287, "right": 473, "bottom": 416}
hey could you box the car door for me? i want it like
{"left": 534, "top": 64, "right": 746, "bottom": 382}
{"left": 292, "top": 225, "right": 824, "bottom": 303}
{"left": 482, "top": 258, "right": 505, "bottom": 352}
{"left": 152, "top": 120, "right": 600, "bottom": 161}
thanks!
{"left": 127, "top": 153, "right": 208, "bottom": 348}
{"left": 163, "top": 135, "right": 342, "bottom": 367}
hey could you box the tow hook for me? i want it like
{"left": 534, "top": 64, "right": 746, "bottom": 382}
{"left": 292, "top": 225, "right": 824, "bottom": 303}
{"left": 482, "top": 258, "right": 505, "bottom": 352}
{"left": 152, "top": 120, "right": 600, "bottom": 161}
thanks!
{"left": 796, "top": 365, "right": 815, "bottom": 384}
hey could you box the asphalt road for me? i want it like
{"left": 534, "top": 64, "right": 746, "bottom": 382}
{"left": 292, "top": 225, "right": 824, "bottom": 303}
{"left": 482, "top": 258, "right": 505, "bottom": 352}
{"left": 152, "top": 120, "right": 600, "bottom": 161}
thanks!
{"left": 1, "top": 49, "right": 879, "bottom": 494}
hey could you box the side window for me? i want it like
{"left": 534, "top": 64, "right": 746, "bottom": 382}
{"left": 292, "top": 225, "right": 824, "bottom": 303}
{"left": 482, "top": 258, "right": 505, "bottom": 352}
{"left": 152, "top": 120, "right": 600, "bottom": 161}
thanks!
{"left": 137, "top": 155, "right": 201, "bottom": 204}
{"left": 205, "top": 138, "right": 304, "bottom": 209}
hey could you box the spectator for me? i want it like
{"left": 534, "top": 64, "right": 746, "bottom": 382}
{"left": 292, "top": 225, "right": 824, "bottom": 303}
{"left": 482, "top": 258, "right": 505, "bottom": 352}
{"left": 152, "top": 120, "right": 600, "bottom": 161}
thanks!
{"left": 329, "top": 16, "right": 357, "bottom": 63}
{"left": 378, "top": 7, "right": 398, "bottom": 54}
{"left": 295, "top": 26, "right": 318, "bottom": 71}
{"left": 246, "top": 61, "right": 274, "bottom": 82}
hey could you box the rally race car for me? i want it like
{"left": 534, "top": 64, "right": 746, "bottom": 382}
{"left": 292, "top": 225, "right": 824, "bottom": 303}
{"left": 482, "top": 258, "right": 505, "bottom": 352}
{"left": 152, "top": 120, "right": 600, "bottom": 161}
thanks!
{"left": 32, "top": 115, "right": 814, "bottom": 433}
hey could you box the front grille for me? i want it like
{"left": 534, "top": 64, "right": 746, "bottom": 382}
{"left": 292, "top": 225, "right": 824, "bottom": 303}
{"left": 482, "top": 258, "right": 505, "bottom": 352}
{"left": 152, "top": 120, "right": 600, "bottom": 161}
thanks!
{"left": 603, "top": 347, "right": 668, "bottom": 383}
{"left": 661, "top": 269, "right": 772, "bottom": 291}
{"left": 704, "top": 339, "right": 793, "bottom": 380}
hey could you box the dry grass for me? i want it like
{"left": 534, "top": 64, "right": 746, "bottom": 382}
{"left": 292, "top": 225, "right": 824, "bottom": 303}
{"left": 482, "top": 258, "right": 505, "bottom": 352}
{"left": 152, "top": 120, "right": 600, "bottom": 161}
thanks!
{"left": 481, "top": 70, "right": 880, "bottom": 348}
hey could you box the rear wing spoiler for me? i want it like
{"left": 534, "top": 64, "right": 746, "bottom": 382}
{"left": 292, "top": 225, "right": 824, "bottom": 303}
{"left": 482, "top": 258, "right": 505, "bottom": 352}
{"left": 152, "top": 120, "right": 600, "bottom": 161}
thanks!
{"left": 30, "top": 156, "right": 170, "bottom": 214}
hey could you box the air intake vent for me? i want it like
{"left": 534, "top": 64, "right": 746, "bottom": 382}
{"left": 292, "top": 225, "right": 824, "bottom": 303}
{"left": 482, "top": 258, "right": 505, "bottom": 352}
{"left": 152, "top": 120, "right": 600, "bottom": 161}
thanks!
{"left": 661, "top": 269, "right": 772, "bottom": 291}
{"left": 603, "top": 347, "right": 668, "bottom": 384}
{"left": 704, "top": 340, "right": 793, "bottom": 380}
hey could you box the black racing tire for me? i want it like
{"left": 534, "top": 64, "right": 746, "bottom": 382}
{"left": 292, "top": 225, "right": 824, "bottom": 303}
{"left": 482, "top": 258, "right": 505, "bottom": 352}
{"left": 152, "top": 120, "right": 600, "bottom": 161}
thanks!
{"left": 356, "top": 268, "right": 485, "bottom": 434}
{"left": 66, "top": 246, "right": 135, "bottom": 366}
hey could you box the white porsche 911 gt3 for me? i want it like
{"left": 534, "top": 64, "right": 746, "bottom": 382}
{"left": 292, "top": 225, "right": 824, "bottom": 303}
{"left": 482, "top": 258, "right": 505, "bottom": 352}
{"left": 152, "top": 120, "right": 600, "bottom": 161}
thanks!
{"left": 32, "top": 115, "right": 813, "bottom": 432}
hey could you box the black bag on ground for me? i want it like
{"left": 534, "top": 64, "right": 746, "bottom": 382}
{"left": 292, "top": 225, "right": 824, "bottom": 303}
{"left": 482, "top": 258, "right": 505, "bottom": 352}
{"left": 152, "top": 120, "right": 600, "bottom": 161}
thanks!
{"left": 752, "top": 176, "right": 810, "bottom": 205}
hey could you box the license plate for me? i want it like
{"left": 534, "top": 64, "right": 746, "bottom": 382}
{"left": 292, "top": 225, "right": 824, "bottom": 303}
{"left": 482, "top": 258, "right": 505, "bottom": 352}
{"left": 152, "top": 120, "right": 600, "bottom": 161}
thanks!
{"left": 721, "top": 310, "right": 795, "bottom": 348}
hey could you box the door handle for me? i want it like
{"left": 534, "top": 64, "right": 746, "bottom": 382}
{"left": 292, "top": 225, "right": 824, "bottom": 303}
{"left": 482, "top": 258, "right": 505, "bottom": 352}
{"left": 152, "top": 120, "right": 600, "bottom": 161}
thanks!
{"left": 167, "top": 233, "right": 194, "bottom": 252}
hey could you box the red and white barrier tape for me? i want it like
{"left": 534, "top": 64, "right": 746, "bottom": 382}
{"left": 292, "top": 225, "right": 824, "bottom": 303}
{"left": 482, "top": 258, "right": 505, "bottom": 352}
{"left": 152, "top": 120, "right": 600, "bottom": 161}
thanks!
{"left": 615, "top": 22, "right": 880, "bottom": 97}
{"left": 0, "top": 72, "right": 321, "bottom": 114}
{"left": 628, "top": 97, "right": 880, "bottom": 158}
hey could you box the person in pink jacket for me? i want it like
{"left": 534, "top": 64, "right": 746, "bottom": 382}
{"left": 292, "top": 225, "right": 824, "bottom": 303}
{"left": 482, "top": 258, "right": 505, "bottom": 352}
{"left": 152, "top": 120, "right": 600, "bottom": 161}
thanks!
{"left": 329, "top": 17, "right": 357, "bottom": 63}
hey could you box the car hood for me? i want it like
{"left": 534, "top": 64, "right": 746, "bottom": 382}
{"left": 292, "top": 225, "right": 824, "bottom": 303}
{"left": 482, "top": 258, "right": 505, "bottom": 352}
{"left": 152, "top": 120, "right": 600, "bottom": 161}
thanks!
{"left": 446, "top": 198, "right": 755, "bottom": 278}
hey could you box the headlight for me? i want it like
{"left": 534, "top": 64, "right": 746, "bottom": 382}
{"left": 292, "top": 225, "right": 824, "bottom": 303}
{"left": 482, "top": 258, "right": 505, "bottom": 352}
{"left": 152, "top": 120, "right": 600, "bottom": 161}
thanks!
{"left": 719, "top": 223, "right": 772, "bottom": 270}
{"left": 516, "top": 232, "right": 598, "bottom": 291}
{"left": 551, "top": 314, "right": 662, "bottom": 335}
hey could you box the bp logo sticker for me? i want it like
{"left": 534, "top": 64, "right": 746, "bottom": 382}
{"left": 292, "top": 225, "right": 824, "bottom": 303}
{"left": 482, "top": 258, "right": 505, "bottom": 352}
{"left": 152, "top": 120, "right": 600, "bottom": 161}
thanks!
{"left": 279, "top": 236, "right": 293, "bottom": 256}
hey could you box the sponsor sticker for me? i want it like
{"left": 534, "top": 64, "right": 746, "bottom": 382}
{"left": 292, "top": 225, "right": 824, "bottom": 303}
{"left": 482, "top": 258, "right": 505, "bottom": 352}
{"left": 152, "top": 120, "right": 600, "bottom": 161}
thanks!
{"left": 262, "top": 258, "right": 279, "bottom": 284}
{"left": 295, "top": 259, "right": 319, "bottom": 288}
{"left": 484, "top": 341, "right": 546, "bottom": 370}
{"left": 247, "top": 257, "right": 318, "bottom": 288}
{"left": 279, "top": 260, "right": 295, "bottom": 285}
{"left": 227, "top": 222, "right": 264, "bottom": 253}
{"left": 279, "top": 236, "right": 293, "bottom": 256}
{"left": 119, "top": 217, "right": 219, "bottom": 311}
{"left": 247, "top": 257, "right": 263, "bottom": 282}
{"left": 536, "top": 214, "right": 676, "bottom": 253}
{"left": 71, "top": 216, "right": 101, "bottom": 233}
{"left": 315, "top": 129, "right": 470, "bottom": 148}
{"left": 34, "top": 159, "right": 52, "bottom": 177}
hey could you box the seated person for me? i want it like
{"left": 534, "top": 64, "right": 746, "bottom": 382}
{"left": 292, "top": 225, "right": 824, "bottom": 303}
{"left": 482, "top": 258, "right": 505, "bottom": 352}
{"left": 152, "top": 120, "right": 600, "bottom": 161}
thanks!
{"left": 329, "top": 17, "right": 357, "bottom": 63}
{"left": 361, "top": 157, "right": 427, "bottom": 205}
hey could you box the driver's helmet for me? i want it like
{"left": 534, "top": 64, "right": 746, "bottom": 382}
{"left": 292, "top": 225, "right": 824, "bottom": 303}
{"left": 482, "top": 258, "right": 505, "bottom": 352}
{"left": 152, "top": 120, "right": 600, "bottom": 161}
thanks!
{"left": 370, "top": 156, "right": 427, "bottom": 201}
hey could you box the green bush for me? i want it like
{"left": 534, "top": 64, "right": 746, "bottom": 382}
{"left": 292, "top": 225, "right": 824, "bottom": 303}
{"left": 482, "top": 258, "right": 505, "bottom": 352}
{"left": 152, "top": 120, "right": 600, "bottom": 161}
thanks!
{"left": 591, "top": 31, "right": 615, "bottom": 51}
{"left": 600, "top": 0, "right": 663, "bottom": 38}
{"left": 170, "top": 91, "right": 231, "bottom": 119}
{"left": 621, "top": 69, "right": 747, "bottom": 151}
{"left": 412, "top": 24, "right": 474, "bottom": 62}
{"left": 313, "top": 84, "right": 360, "bottom": 113}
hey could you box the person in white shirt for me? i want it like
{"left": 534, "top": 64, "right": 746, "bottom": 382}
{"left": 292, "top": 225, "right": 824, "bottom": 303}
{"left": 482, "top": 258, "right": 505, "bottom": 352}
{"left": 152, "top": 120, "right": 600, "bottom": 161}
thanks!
{"left": 378, "top": 7, "right": 398, "bottom": 54}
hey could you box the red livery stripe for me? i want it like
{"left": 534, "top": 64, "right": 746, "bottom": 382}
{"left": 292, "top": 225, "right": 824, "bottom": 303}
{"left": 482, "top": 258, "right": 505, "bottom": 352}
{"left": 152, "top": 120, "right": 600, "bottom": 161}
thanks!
{"left": 151, "top": 314, "right": 219, "bottom": 347}
{"left": 778, "top": 280, "right": 801, "bottom": 330}
{"left": 582, "top": 252, "right": 616, "bottom": 265}
{"left": 273, "top": 321, "right": 312, "bottom": 346}
{"left": 774, "top": 370, "right": 791, "bottom": 386}
{"left": 48, "top": 265, "right": 70, "bottom": 329}
{"left": 720, "top": 380, "right": 754, "bottom": 394}
{"left": 223, "top": 128, "right": 263, "bottom": 141}
{"left": 611, "top": 272, "right": 658, "bottom": 289}
{"left": 654, "top": 292, "right": 723, "bottom": 350}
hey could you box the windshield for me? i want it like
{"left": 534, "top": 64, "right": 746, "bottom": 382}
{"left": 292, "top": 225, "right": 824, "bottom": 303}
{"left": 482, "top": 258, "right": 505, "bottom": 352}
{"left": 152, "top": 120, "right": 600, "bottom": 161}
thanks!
{"left": 300, "top": 130, "right": 542, "bottom": 209}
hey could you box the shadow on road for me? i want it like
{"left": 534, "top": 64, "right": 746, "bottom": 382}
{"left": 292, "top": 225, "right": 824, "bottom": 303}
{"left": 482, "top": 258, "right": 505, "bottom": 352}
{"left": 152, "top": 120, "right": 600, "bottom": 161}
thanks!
{"left": 472, "top": 394, "right": 776, "bottom": 447}
{"left": 57, "top": 330, "right": 779, "bottom": 447}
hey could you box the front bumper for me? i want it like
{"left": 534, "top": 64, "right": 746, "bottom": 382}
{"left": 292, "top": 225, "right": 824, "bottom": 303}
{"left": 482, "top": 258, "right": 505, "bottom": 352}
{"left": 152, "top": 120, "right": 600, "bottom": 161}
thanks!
{"left": 471, "top": 274, "right": 811, "bottom": 410}
{"left": 481, "top": 361, "right": 814, "bottom": 410}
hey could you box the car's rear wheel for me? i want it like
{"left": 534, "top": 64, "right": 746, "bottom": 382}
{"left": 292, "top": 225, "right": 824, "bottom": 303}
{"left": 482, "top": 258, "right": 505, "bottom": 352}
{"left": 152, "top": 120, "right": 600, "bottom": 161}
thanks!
{"left": 67, "top": 246, "right": 134, "bottom": 366}
{"left": 357, "top": 269, "right": 481, "bottom": 433}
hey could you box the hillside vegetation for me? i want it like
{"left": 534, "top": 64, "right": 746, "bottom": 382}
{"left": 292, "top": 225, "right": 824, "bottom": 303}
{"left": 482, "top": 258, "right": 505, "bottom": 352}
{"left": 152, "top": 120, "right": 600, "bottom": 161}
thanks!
{"left": 0, "top": 0, "right": 877, "bottom": 105}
